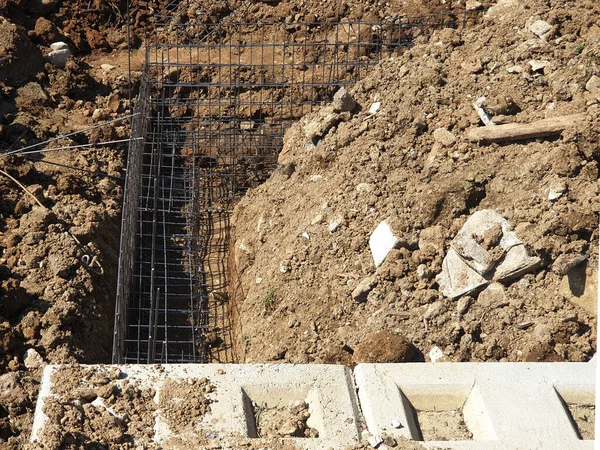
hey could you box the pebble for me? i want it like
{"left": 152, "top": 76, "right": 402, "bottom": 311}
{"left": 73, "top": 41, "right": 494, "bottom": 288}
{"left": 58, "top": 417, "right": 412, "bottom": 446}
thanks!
{"left": 328, "top": 217, "right": 342, "bottom": 233}
{"left": 528, "top": 59, "right": 550, "bottom": 72}
{"left": 351, "top": 277, "right": 376, "bottom": 303}
{"left": 529, "top": 19, "right": 552, "bottom": 38}
{"left": 101, "top": 63, "right": 116, "bottom": 71}
{"left": 585, "top": 75, "right": 600, "bottom": 95}
{"left": 368, "top": 101, "right": 381, "bottom": 115}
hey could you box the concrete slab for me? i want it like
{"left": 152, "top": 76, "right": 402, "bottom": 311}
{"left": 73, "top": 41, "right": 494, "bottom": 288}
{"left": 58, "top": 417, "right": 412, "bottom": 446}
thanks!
{"left": 355, "top": 362, "right": 595, "bottom": 449}
{"left": 32, "top": 364, "right": 362, "bottom": 449}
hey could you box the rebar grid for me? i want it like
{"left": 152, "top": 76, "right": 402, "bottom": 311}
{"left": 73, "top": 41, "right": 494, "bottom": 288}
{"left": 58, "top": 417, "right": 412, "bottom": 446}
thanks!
{"left": 113, "top": 8, "right": 482, "bottom": 364}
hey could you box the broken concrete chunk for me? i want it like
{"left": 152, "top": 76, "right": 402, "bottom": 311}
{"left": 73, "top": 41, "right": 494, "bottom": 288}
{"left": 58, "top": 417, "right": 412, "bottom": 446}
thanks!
{"left": 492, "top": 244, "right": 541, "bottom": 281}
{"left": 529, "top": 19, "right": 552, "bottom": 38}
{"left": 433, "top": 127, "right": 457, "bottom": 147}
{"left": 507, "top": 65, "right": 523, "bottom": 74}
{"left": 332, "top": 87, "right": 356, "bottom": 112}
{"left": 352, "top": 277, "right": 376, "bottom": 302}
{"left": 368, "top": 102, "right": 381, "bottom": 115}
{"left": 436, "top": 247, "right": 488, "bottom": 299}
{"left": 548, "top": 180, "right": 567, "bottom": 201}
{"left": 451, "top": 210, "right": 520, "bottom": 275}
{"left": 428, "top": 346, "right": 446, "bottom": 363}
{"left": 304, "top": 109, "right": 339, "bottom": 140}
{"left": 369, "top": 220, "right": 401, "bottom": 268}
{"left": 551, "top": 253, "right": 588, "bottom": 276}
{"left": 23, "top": 348, "right": 43, "bottom": 369}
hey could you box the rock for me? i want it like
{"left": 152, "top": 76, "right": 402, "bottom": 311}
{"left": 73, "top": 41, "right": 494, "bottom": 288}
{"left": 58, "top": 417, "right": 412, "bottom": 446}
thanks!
{"left": 529, "top": 19, "right": 552, "bottom": 38}
{"left": 424, "top": 301, "right": 444, "bottom": 321}
{"left": 92, "top": 108, "right": 107, "bottom": 121}
{"left": 368, "top": 102, "right": 381, "bottom": 115}
{"left": 45, "top": 44, "right": 71, "bottom": 68}
{"left": 352, "top": 277, "right": 376, "bottom": 302}
{"left": 428, "top": 346, "right": 446, "bottom": 363}
{"left": 528, "top": 59, "right": 549, "bottom": 72}
{"left": 332, "top": 87, "right": 356, "bottom": 112}
{"left": 585, "top": 75, "right": 600, "bottom": 95}
{"left": 432, "top": 127, "right": 457, "bottom": 147}
{"left": 436, "top": 247, "right": 488, "bottom": 298}
{"left": 548, "top": 180, "right": 567, "bottom": 201}
{"left": 0, "top": 18, "right": 45, "bottom": 85}
{"left": 552, "top": 253, "right": 588, "bottom": 276}
{"left": 456, "top": 296, "right": 471, "bottom": 315}
{"left": 493, "top": 244, "right": 541, "bottom": 281}
{"left": 477, "top": 282, "right": 507, "bottom": 308}
{"left": 452, "top": 210, "right": 520, "bottom": 275}
{"left": 485, "top": 0, "right": 523, "bottom": 21}
{"left": 107, "top": 92, "right": 120, "bottom": 113}
{"left": 466, "top": 0, "right": 483, "bottom": 10}
{"left": 558, "top": 264, "right": 597, "bottom": 315}
{"left": 369, "top": 220, "right": 402, "bottom": 268}
{"left": 304, "top": 108, "right": 339, "bottom": 140}
{"left": 50, "top": 41, "right": 68, "bottom": 51}
{"left": 367, "top": 434, "right": 383, "bottom": 448}
{"left": 15, "top": 82, "right": 48, "bottom": 112}
{"left": 23, "top": 348, "right": 43, "bottom": 369}
{"left": 353, "top": 331, "right": 418, "bottom": 363}
{"left": 418, "top": 226, "right": 445, "bottom": 254}
{"left": 507, "top": 65, "right": 523, "bottom": 74}
{"left": 328, "top": 216, "right": 342, "bottom": 233}
{"left": 101, "top": 63, "right": 116, "bottom": 72}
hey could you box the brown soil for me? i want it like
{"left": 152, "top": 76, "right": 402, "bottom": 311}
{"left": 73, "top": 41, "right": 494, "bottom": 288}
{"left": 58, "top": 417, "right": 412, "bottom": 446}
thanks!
{"left": 230, "top": 0, "right": 598, "bottom": 367}
{"left": 253, "top": 400, "right": 319, "bottom": 439}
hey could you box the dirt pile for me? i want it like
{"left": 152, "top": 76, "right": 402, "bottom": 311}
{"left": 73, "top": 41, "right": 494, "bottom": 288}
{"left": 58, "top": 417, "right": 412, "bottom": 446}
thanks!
{"left": 230, "top": 0, "right": 599, "bottom": 366}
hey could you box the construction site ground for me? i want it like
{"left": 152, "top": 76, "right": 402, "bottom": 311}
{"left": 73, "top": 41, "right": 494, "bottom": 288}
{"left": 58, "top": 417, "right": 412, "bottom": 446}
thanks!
{"left": 0, "top": 0, "right": 597, "bottom": 449}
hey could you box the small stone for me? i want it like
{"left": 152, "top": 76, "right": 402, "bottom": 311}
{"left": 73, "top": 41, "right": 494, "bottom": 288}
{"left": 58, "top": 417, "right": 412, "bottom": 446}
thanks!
{"left": 46, "top": 47, "right": 71, "bottom": 68}
{"left": 416, "top": 264, "right": 430, "bottom": 279}
{"left": 255, "top": 277, "right": 263, "bottom": 284}
{"left": 391, "top": 419, "right": 402, "bottom": 429}
{"left": 328, "top": 217, "right": 342, "bottom": 233}
{"left": 432, "top": 127, "right": 457, "bottom": 147}
{"left": 548, "top": 180, "right": 567, "bottom": 201}
{"left": 101, "top": 63, "right": 116, "bottom": 71}
{"left": 332, "top": 87, "right": 356, "bottom": 112}
{"left": 478, "top": 282, "right": 507, "bottom": 308}
{"left": 311, "top": 214, "right": 323, "bottom": 225}
{"left": 529, "top": 19, "right": 552, "bottom": 38}
{"left": 368, "top": 434, "right": 383, "bottom": 448}
{"left": 92, "top": 108, "right": 106, "bottom": 121}
{"left": 465, "top": 0, "right": 483, "bottom": 10}
{"left": 23, "top": 348, "right": 43, "bottom": 369}
{"left": 369, "top": 220, "right": 402, "bottom": 268}
{"left": 585, "top": 75, "right": 600, "bottom": 95}
{"left": 352, "top": 277, "right": 376, "bottom": 302}
{"left": 50, "top": 41, "right": 69, "bottom": 51}
{"left": 456, "top": 296, "right": 472, "bottom": 315}
{"left": 107, "top": 92, "right": 120, "bottom": 113}
{"left": 552, "top": 254, "right": 588, "bottom": 276}
{"left": 368, "top": 102, "right": 381, "bottom": 115}
{"left": 301, "top": 231, "right": 310, "bottom": 239}
{"left": 528, "top": 59, "right": 549, "bottom": 72}
{"left": 428, "top": 346, "right": 445, "bottom": 363}
{"left": 356, "top": 183, "right": 375, "bottom": 193}
{"left": 507, "top": 65, "right": 523, "bottom": 74}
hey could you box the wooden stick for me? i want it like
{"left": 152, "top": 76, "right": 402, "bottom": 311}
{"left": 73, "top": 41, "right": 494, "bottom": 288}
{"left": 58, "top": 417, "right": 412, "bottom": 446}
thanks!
{"left": 0, "top": 169, "right": 46, "bottom": 209}
{"left": 467, "top": 113, "right": 586, "bottom": 143}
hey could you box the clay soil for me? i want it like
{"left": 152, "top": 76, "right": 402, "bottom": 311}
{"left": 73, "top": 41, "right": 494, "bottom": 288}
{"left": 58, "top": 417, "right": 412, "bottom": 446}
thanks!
{"left": 0, "top": 0, "right": 597, "bottom": 449}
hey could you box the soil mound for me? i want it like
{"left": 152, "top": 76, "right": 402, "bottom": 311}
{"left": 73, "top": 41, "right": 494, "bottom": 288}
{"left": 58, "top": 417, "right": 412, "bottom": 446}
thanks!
{"left": 230, "top": 0, "right": 598, "bottom": 366}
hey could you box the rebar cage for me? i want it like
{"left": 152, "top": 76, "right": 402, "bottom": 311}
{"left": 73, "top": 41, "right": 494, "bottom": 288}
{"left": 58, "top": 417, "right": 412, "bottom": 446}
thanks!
{"left": 112, "top": 3, "right": 482, "bottom": 364}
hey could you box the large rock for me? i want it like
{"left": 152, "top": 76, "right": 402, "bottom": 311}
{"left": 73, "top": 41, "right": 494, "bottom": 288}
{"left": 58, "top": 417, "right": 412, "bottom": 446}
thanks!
{"left": 437, "top": 210, "right": 540, "bottom": 298}
{"left": 0, "top": 17, "right": 44, "bottom": 85}
{"left": 353, "top": 331, "right": 418, "bottom": 363}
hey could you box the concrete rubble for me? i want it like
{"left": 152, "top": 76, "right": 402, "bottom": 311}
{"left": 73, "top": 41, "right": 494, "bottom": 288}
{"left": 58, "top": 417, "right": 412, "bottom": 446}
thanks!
{"left": 436, "top": 210, "right": 541, "bottom": 298}
{"left": 369, "top": 220, "right": 402, "bottom": 268}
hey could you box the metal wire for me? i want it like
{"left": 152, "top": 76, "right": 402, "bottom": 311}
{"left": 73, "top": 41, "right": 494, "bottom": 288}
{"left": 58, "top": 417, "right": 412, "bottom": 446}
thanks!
{"left": 113, "top": 7, "right": 483, "bottom": 364}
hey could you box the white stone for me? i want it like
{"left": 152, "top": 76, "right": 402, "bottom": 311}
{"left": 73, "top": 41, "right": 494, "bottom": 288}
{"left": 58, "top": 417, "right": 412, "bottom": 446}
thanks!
{"left": 23, "top": 349, "right": 43, "bottom": 369}
{"left": 428, "top": 346, "right": 445, "bottom": 363}
{"left": 101, "top": 63, "right": 116, "bottom": 71}
{"left": 368, "top": 102, "right": 381, "bottom": 115}
{"left": 436, "top": 247, "right": 488, "bottom": 298}
{"left": 50, "top": 41, "right": 69, "bottom": 51}
{"left": 493, "top": 244, "right": 541, "bottom": 281}
{"left": 433, "top": 127, "right": 457, "bottom": 147}
{"left": 301, "top": 231, "right": 310, "bottom": 239}
{"left": 367, "top": 434, "right": 383, "bottom": 447}
{"left": 45, "top": 48, "right": 71, "bottom": 68}
{"left": 507, "top": 65, "right": 523, "bottom": 74}
{"left": 529, "top": 19, "right": 552, "bottom": 38}
{"left": 548, "top": 180, "right": 567, "bottom": 201}
{"left": 585, "top": 75, "right": 600, "bottom": 95}
{"left": 369, "top": 220, "right": 401, "bottom": 268}
{"left": 329, "top": 217, "right": 342, "bottom": 233}
{"left": 529, "top": 59, "right": 550, "bottom": 72}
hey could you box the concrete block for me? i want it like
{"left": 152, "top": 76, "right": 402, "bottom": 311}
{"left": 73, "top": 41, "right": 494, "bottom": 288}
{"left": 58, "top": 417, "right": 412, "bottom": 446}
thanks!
{"left": 355, "top": 362, "right": 595, "bottom": 449}
{"left": 436, "top": 247, "right": 488, "bottom": 298}
{"left": 31, "top": 364, "right": 362, "bottom": 449}
{"left": 369, "top": 220, "right": 401, "bottom": 268}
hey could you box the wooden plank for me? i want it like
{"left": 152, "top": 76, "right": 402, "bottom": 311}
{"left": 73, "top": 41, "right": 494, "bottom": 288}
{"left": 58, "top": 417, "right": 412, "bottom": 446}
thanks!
{"left": 467, "top": 113, "right": 586, "bottom": 143}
